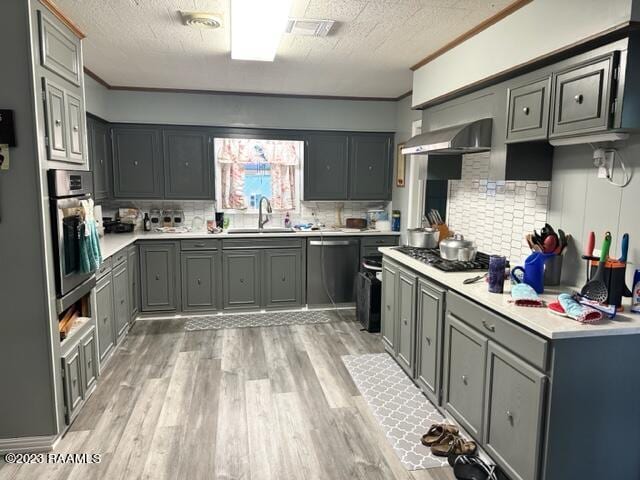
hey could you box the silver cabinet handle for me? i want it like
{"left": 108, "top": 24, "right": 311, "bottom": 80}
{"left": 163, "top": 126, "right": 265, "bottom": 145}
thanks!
{"left": 134, "top": 161, "right": 139, "bottom": 166}
{"left": 121, "top": 299, "right": 125, "bottom": 305}
{"left": 281, "top": 276, "right": 286, "bottom": 282}
{"left": 574, "top": 94, "right": 584, "bottom": 104}
{"left": 73, "top": 126, "right": 79, "bottom": 132}
{"left": 155, "top": 274, "right": 160, "bottom": 280}
{"left": 309, "top": 240, "right": 356, "bottom": 246}
{"left": 506, "top": 410, "right": 514, "bottom": 422}
{"left": 102, "top": 316, "right": 108, "bottom": 323}
{"left": 386, "top": 304, "right": 391, "bottom": 310}
{"left": 240, "top": 278, "right": 244, "bottom": 283}
{"left": 403, "top": 319, "right": 408, "bottom": 326}
{"left": 482, "top": 320, "right": 495, "bottom": 332}
{"left": 522, "top": 106, "right": 530, "bottom": 115}
{"left": 197, "top": 279, "right": 201, "bottom": 285}
{"left": 425, "top": 336, "right": 431, "bottom": 345}
{"left": 368, "top": 165, "right": 373, "bottom": 171}
{"left": 55, "top": 119, "right": 61, "bottom": 126}
{"left": 184, "top": 161, "right": 190, "bottom": 167}
{"left": 326, "top": 165, "right": 331, "bottom": 171}
{"left": 194, "top": 243, "right": 206, "bottom": 247}
{"left": 461, "top": 375, "right": 468, "bottom": 384}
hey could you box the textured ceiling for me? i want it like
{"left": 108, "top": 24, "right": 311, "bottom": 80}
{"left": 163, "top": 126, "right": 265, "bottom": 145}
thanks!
{"left": 56, "top": 0, "right": 512, "bottom": 98}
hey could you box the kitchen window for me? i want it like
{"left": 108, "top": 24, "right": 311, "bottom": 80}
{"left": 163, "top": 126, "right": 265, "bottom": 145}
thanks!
{"left": 214, "top": 137, "right": 303, "bottom": 213}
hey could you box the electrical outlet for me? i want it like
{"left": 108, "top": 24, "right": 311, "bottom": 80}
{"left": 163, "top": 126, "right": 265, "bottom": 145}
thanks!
{"left": 595, "top": 149, "right": 615, "bottom": 179}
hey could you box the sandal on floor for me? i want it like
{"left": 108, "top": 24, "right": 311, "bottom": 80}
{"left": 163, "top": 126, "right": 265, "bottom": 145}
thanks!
{"left": 430, "top": 433, "right": 477, "bottom": 457}
{"left": 420, "top": 423, "right": 459, "bottom": 446}
{"left": 451, "top": 455, "right": 508, "bottom": 480}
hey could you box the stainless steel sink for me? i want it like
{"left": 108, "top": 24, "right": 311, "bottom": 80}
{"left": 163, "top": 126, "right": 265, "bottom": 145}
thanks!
{"left": 227, "top": 227, "right": 296, "bottom": 234}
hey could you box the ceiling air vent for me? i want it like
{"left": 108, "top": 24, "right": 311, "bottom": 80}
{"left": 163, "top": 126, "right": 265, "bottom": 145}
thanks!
{"left": 180, "top": 11, "right": 222, "bottom": 29}
{"left": 285, "top": 18, "right": 335, "bottom": 37}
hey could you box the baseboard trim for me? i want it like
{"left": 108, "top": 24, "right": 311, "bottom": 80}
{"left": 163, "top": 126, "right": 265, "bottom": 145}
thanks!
{"left": 0, "top": 434, "right": 59, "bottom": 454}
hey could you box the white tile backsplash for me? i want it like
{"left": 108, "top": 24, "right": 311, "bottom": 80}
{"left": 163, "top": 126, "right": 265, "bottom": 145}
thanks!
{"left": 446, "top": 153, "right": 550, "bottom": 264}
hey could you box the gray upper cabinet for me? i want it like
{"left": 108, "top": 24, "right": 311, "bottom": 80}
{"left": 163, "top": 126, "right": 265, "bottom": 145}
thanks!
{"left": 112, "top": 261, "right": 130, "bottom": 338}
{"left": 222, "top": 250, "right": 261, "bottom": 310}
{"left": 163, "top": 129, "right": 213, "bottom": 199}
{"left": 37, "top": 10, "right": 81, "bottom": 86}
{"left": 95, "top": 272, "right": 115, "bottom": 363}
{"left": 112, "top": 127, "right": 163, "bottom": 198}
{"left": 42, "top": 78, "right": 68, "bottom": 162}
{"left": 66, "top": 92, "right": 84, "bottom": 162}
{"left": 304, "top": 133, "right": 349, "bottom": 200}
{"left": 349, "top": 134, "right": 393, "bottom": 200}
{"left": 396, "top": 268, "right": 417, "bottom": 376}
{"left": 88, "top": 116, "right": 112, "bottom": 201}
{"left": 127, "top": 245, "right": 139, "bottom": 321}
{"left": 483, "top": 342, "right": 545, "bottom": 480}
{"left": 506, "top": 77, "right": 551, "bottom": 143}
{"left": 381, "top": 260, "right": 398, "bottom": 353}
{"left": 550, "top": 52, "right": 618, "bottom": 138}
{"left": 415, "top": 279, "right": 445, "bottom": 404}
{"left": 443, "top": 314, "right": 487, "bottom": 440}
{"left": 140, "top": 242, "right": 178, "bottom": 312}
{"left": 181, "top": 251, "right": 219, "bottom": 312}
{"left": 262, "top": 248, "right": 303, "bottom": 308}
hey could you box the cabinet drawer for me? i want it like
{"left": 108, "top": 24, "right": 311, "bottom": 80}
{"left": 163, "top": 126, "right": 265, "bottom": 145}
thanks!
{"left": 443, "top": 315, "right": 487, "bottom": 439}
{"left": 484, "top": 342, "right": 546, "bottom": 480}
{"left": 506, "top": 77, "right": 550, "bottom": 142}
{"left": 112, "top": 248, "right": 127, "bottom": 267}
{"left": 181, "top": 239, "right": 220, "bottom": 251}
{"left": 97, "top": 257, "right": 112, "bottom": 279}
{"left": 550, "top": 53, "right": 617, "bottom": 137}
{"left": 223, "top": 238, "right": 304, "bottom": 250}
{"left": 447, "top": 291, "right": 548, "bottom": 371}
{"left": 360, "top": 236, "right": 399, "bottom": 247}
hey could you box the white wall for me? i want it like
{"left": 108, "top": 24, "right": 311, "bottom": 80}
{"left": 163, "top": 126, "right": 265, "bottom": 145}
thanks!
{"left": 84, "top": 74, "right": 397, "bottom": 132}
{"left": 412, "top": 0, "right": 635, "bottom": 107}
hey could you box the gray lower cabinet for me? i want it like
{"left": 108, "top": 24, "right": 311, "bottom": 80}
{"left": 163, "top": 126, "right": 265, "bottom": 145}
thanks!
{"left": 112, "top": 126, "right": 163, "bottom": 198}
{"left": 163, "top": 129, "right": 213, "bottom": 199}
{"left": 348, "top": 134, "right": 393, "bottom": 200}
{"left": 128, "top": 245, "right": 139, "bottom": 321}
{"left": 262, "top": 248, "right": 303, "bottom": 308}
{"left": 415, "top": 279, "right": 445, "bottom": 405}
{"left": 506, "top": 77, "right": 551, "bottom": 143}
{"left": 181, "top": 251, "right": 219, "bottom": 312}
{"left": 483, "top": 342, "right": 545, "bottom": 480}
{"left": 222, "top": 250, "right": 261, "bottom": 310}
{"left": 81, "top": 333, "right": 98, "bottom": 393}
{"left": 112, "top": 261, "right": 130, "bottom": 338}
{"left": 304, "top": 133, "right": 349, "bottom": 200}
{"left": 61, "top": 327, "right": 97, "bottom": 425}
{"left": 396, "top": 268, "right": 417, "bottom": 376}
{"left": 550, "top": 52, "right": 617, "bottom": 138}
{"left": 381, "top": 260, "right": 398, "bottom": 353}
{"left": 140, "top": 242, "right": 179, "bottom": 312}
{"left": 95, "top": 272, "right": 115, "bottom": 363}
{"left": 443, "top": 314, "right": 487, "bottom": 440}
{"left": 61, "top": 345, "right": 83, "bottom": 423}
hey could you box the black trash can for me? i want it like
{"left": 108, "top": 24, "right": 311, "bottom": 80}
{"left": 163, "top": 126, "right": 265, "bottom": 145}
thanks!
{"left": 356, "top": 255, "right": 382, "bottom": 332}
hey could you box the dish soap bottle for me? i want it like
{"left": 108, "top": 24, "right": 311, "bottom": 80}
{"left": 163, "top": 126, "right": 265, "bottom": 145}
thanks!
{"left": 631, "top": 268, "right": 640, "bottom": 313}
{"left": 143, "top": 212, "right": 151, "bottom": 232}
{"left": 284, "top": 212, "right": 291, "bottom": 229}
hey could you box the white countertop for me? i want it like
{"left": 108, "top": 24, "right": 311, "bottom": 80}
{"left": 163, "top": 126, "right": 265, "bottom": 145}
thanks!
{"left": 100, "top": 228, "right": 400, "bottom": 259}
{"left": 380, "top": 247, "right": 640, "bottom": 340}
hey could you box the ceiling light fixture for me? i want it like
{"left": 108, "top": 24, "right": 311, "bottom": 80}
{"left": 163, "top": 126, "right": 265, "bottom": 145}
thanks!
{"left": 231, "top": 0, "right": 292, "bottom": 61}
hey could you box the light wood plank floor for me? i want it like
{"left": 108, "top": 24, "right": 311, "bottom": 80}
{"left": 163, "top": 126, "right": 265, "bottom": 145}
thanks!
{"left": 1, "top": 312, "right": 455, "bottom": 480}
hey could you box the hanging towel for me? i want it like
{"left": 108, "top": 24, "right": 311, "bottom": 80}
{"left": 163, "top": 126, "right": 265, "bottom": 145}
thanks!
{"left": 79, "top": 199, "right": 102, "bottom": 273}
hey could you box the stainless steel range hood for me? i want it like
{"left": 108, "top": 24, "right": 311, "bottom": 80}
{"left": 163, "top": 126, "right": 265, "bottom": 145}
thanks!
{"left": 402, "top": 118, "right": 493, "bottom": 155}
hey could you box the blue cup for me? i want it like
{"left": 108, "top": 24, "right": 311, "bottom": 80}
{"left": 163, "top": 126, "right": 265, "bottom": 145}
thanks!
{"left": 511, "top": 252, "right": 552, "bottom": 294}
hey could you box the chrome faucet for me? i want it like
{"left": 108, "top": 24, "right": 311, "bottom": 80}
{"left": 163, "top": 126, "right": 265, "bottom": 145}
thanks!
{"left": 258, "top": 196, "right": 272, "bottom": 230}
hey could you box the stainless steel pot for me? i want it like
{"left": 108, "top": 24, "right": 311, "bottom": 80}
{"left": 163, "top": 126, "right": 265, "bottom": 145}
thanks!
{"left": 407, "top": 227, "right": 439, "bottom": 248}
{"left": 439, "top": 234, "right": 477, "bottom": 261}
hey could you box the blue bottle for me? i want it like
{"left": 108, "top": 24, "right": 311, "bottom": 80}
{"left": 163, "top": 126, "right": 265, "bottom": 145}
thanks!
{"left": 631, "top": 268, "right": 640, "bottom": 313}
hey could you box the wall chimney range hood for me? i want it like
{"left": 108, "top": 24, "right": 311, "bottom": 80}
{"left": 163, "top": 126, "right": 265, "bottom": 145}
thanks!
{"left": 402, "top": 118, "right": 493, "bottom": 155}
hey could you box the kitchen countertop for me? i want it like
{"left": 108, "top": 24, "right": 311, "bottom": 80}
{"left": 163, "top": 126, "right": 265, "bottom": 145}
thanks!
{"left": 100, "top": 228, "right": 400, "bottom": 259}
{"left": 380, "top": 246, "right": 640, "bottom": 340}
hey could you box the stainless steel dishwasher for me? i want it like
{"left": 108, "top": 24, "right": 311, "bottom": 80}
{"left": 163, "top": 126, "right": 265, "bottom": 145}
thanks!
{"left": 307, "top": 237, "right": 360, "bottom": 305}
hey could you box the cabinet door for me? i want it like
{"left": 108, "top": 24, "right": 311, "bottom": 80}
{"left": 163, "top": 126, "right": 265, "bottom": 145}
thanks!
{"left": 550, "top": 53, "right": 617, "bottom": 137}
{"left": 128, "top": 246, "right": 139, "bottom": 322}
{"left": 112, "top": 262, "right": 130, "bottom": 338}
{"left": 223, "top": 250, "right": 260, "bottom": 310}
{"left": 37, "top": 10, "right": 81, "bottom": 86}
{"left": 443, "top": 314, "right": 487, "bottom": 440}
{"left": 90, "top": 118, "right": 111, "bottom": 201}
{"left": 81, "top": 332, "right": 97, "bottom": 394}
{"left": 484, "top": 343, "right": 546, "bottom": 480}
{"left": 43, "top": 78, "right": 68, "bottom": 162}
{"left": 163, "top": 130, "right": 213, "bottom": 199}
{"left": 62, "top": 347, "right": 83, "bottom": 424}
{"left": 66, "top": 91, "right": 85, "bottom": 163}
{"left": 263, "top": 249, "right": 302, "bottom": 308}
{"left": 381, "top": 261, "right": 398, "bottom": 353}
{"left": 112, "top": 127, "right": 163, "bottom": 198}
{"left": 415, "top": 279, "right": 445, "bottom": 404}
{"left": 181, "top": 251, "right": 218, "bottom": 312}
{"left": 396, "top": 268, "right": 417, "bottom": 376}
{"left": 348, "top": 134, "right": 392, "bottom": 200}
{"left": 95, "top": 274, "right": 115, "bottom": 363}
{"left": 506, "top": 77, "right": 551, "bottom": 142}
{"left": 304, "top": 133, "right": 349, "bottom": 200}
{"left": 140, "top": 243, "right": 178, "bottom": 312}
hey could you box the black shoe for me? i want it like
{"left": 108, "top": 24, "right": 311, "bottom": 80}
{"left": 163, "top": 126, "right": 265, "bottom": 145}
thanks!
{"left": 450, "top": 454, "right": 509, "bottom": 480}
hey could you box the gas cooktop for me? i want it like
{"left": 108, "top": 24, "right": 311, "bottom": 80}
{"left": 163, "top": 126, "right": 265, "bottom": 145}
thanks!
{"left": 394, "top": 246, "right": 493, "bottom": 272}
